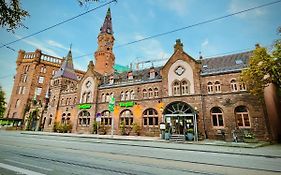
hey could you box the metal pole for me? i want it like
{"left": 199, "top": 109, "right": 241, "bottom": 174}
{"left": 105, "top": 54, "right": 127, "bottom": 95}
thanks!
{"left": 111, "top": 112, "right": 114, "bottom": 138}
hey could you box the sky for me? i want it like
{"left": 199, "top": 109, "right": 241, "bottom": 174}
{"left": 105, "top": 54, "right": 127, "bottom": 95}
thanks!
{"left": 0, "top": 0, "right": 280, "bottom": 103}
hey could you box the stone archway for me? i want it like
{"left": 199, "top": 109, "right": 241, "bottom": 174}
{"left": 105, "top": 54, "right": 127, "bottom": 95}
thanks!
{"left": 163, "top": 101, "right": 197, "bottom": 141}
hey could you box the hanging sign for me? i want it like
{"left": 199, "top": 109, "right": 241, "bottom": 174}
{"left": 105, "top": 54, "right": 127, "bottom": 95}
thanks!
{"left": 78, "top": 104, "right": 92, "bottom": 109}
{"left": 119, "top": 101, "right": 135, "bottom": 108}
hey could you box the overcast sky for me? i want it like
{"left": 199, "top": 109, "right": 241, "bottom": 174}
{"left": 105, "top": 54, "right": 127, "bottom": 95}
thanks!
{"left": 0, "top": 0, "right": 280, "bottom": 103}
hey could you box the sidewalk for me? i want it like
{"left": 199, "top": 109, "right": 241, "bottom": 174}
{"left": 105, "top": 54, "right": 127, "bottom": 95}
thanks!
{"left": 20, "top": 131, "right": 281, "bottom": 158}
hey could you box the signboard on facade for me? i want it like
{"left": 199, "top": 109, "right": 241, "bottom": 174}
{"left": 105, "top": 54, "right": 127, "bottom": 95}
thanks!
{"left": 108, "top": 97, "right": 115, "bottom": 112}
{"left": 78, "top": 104, "right": 92, "bottom": 109}
{"left": 119, "top": 101, "right": 135, "bottom": 108}
{"left": 160, "top": 123, "right": 166, "bottom": 130}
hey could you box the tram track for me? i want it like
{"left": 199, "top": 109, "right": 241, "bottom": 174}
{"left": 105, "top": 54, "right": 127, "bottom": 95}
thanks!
{"left": 0, "top": 138, "right": 280, "bottom": 175}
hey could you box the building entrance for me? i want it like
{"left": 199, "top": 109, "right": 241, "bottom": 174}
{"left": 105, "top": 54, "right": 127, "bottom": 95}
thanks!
{"left": 163, "top": 101, "right": 198, "bottom": 141}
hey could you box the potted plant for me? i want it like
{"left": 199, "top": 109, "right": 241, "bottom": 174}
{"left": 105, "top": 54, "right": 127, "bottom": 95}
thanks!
{"left": 164, "top": 125, "right": 171, "bottom": 140}
{"left": 243, "top": 132, "right": 257, "bottom": 143}
{"left": 186, "top": 128, "right": 194, "bottom": 141}
{"left": 132, "top": 123, "right": 141, "bottom": 136}
{"left": 119, "top": 121, "right": 126, "bottom": 135}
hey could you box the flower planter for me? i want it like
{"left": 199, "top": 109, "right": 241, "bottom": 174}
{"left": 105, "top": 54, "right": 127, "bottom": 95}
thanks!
{"left": 165, "top": 133, "right": 170, "bottom": 140}
{"left": 244, "top": 138, "right": 258, "bottom": 143}
{"left": 186, "top": 133, "right": 194, "bottom": 141}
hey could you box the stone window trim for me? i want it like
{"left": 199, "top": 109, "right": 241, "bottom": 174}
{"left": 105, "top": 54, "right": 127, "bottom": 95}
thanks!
{"left": 172, "top": 79, "right": 190, "bottom": 96}
{"left": 78, "top": 110, "right": 91, "bottom": 127}
{"left": 143, "top": 89, "right": 148, "bottom": 99}
{"left": 207, "top": 82, "right": 213, "bottom": 94}
{"left": 235, "top": 106, "right": 251, "bottom": 128}
{"left": 143, "top": 108, "right": 159, "bottom": 127}
{"left": 210, "top": 107, "right": 224, "bottom": 128}
{"left": 120, "top": 109, "right": 134, "bottom": 126}
{"left": 230, "top": 79, "right": 238, "bottom": 92}
{"left": 214, "top": 81, "right": 221, "bottom": 93}
{"left": 148, "top": 88, "right": 153, "bottom": 98}
{"left": 101, "top": 110, "right": 112, "bottom": 126}
{"left": 239, "top": 83, "right": 247, "bottom": 91}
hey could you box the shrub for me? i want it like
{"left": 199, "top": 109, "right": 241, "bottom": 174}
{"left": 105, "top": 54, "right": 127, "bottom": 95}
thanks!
{"left": 132, "top": 123, "right": 141, "bottom": 136}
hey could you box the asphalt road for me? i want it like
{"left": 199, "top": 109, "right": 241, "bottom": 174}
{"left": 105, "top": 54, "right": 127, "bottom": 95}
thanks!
{"left": 0, "top": 131, "right": 280, "bottom": 175}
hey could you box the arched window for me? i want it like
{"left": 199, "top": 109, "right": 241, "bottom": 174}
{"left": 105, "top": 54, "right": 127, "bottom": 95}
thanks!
{"left": 207, "top": 82, "right": 213, "bottom": 93}
{"left": 239, "top": 83, "right": 247, "bottom": 91}
{"left": 78, "top": 111, "right": 91, "bottom": 126}
{"left": 82, "top": 93, "right": 87, "bottom": 103}
{"left": 15, "top": 99, "right": 20, "bottom": 108}
{"left": 143, "top": 89, "right": 147, "bottom": 99}
{"left": 211, "top": 107, "right": 224, "bottom": 127}
{"left": 66, "top": 98, "right": 69, "bottom": 105}
{"left": 126, "top": 91, "right": 130, "bottom": 101}
{"left": 154, "top": 88, "right": 159, "bottom": 98}
{"left": 86, "top": 92, "right": 91, "bottom": 103}
{"left": 181, "top": 80, "right": 190, "bottom": 95}
{"left": 61, "top": 113, "right": 66, "bottom": 124}
{"left": 73, "top": 97, "right": 77, "bottom": 104}
{"left": 231, "top": 79, "right": 238, "bottom": 92}
{"left": 105, "top": 93, "right": 110, "bottom": 102}
{"left": 148, "top": 88, "right": 153, "bottom": 98}
{"left": 143, "top": 108, "right": 158, "bottom": 127}
{"left": 173, "top": 81, "right": 180, "bottom": 95}
{"left": 235, "top": 106, "right": 250, "bottom": 128}
{"left": 120, "top": 110, "right": 133, "bottom": 126}
{"left": 69, "top": 98, "right": 72, "bottom": 105}
{"left": 214, "top": 81, "right": 221, "bottom": 93}
{"left": 120, "top": 91, "right": 125, "bottom": 101}
{"left": 130, "top": 90, "right": 134, "bottom": 100}
{"left": 61, "top": 98, "right": 64, "bottom": 106}
{"left": 48, "top": 114, "right": 53, "bottom": 125}
{"left": 101, "top": 93, "right": 105, "bottom": 102}
{"left": 101, "top": 110, "right": 112, "bottom": 126}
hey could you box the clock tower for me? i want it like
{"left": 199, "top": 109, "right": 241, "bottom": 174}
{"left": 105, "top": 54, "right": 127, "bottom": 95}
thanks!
{"left": 94, "top": 8, "right": 115, "bottom": 75}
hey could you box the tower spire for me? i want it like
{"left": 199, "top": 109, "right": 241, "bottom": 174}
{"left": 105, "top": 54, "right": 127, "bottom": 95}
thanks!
{"left": 100, "top": 7, "right": 113, "bottom": 34}
{"left": 53, "top": 48, "right": 77, "bottom": 80}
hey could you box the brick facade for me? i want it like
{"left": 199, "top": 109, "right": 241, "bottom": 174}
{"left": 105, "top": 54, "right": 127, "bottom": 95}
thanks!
{"left": 5, "top": 8, "right": 277, "bottom": 142}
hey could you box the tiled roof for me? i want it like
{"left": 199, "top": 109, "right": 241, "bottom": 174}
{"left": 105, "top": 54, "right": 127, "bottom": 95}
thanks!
{"left": 100, "top": 67, "right": 162, "bottom": 87}
{"left": 100, "top": 8, "right": 113, "bottom": 35}
{"left": 201, "top": 51, "right": 252, "bottom": 75}
{"left": 53, "top": 50, "right": 78, "bottom": 80}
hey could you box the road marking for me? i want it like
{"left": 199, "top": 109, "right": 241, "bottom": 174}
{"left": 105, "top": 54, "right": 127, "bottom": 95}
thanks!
{"left": 0, "top": 163, "right": 46, "bottom": 175}
{"left": 5, "top": 159, "right": 52, "bottom": 171}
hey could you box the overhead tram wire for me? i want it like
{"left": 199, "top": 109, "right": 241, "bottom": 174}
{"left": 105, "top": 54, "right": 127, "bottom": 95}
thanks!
{"left": 115, "top": 0, "right": 281, "bottom": 48}
{"left": 0, "top": 0, "right": 117, "bottom": 49}
{"left": 72, "top": 0, "right": 281, "bottom": 60}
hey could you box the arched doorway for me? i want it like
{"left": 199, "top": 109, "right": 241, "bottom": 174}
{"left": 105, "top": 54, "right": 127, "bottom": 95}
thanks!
{"left": 163, "top": 101, "right": 197, "bottom": 140}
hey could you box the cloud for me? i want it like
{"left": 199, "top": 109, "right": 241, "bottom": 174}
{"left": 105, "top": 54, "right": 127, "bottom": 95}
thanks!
{"left": 47, "top": 40, "right": 69, "bottom": 51}
{"left": 201, "top": 39, "right": 209, "bottom": 47}
{"left": 150, "top": 0, "right": 190, "bottom": 17}
{"left": 130, "top": 33, "right": 170, "bottom": 67}
{"left": 14, "top": 35, "right": 61, "bottom": 57}
{"left": 228, "top": 0, "right": 266, "bottom": 19}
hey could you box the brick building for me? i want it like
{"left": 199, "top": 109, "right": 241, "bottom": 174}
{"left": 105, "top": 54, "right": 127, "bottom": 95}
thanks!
{"left": 5, "top": 8, "right": 280, "bottom": 142}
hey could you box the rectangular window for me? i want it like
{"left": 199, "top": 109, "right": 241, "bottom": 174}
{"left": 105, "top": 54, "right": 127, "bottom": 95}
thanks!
{"left": 149, "top": 117, "right": 153, "bottom": 125}
{"left": 38, "top": 76, "right": 44, "bottom": 84}
{"left": 218, "top": 115, "right": 223, "bottom": 126}
{"left": 212, "top": 115, "right": 218, "bottom": 126}
{"left": 155, "top": 117, "right": 158, "bottom": 126}
{"left": 144, "top": 118, "right": 147, "bottom": 125}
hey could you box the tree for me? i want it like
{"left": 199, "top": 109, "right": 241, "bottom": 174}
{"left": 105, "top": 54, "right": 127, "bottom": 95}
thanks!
{"left": 0, "top": 0, "right": 29, "bottom": 32}
{"left": 240, "top": 29, "right": 281, "bottom": 98}
{"left": 0, "top": 0, "right": 101, "bottom": 32}
{"left": 0, "top": 86, "right": 6, "bottom": 118}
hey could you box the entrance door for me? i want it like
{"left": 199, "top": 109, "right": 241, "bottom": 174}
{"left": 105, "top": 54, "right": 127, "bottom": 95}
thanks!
{"left": 163, "top": 101, "right": 195, "bottom": 137}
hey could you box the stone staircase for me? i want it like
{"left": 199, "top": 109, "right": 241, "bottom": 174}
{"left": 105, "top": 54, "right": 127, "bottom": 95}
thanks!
{"left": 169, "top": 134, "right": 185, "bottom": 142}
